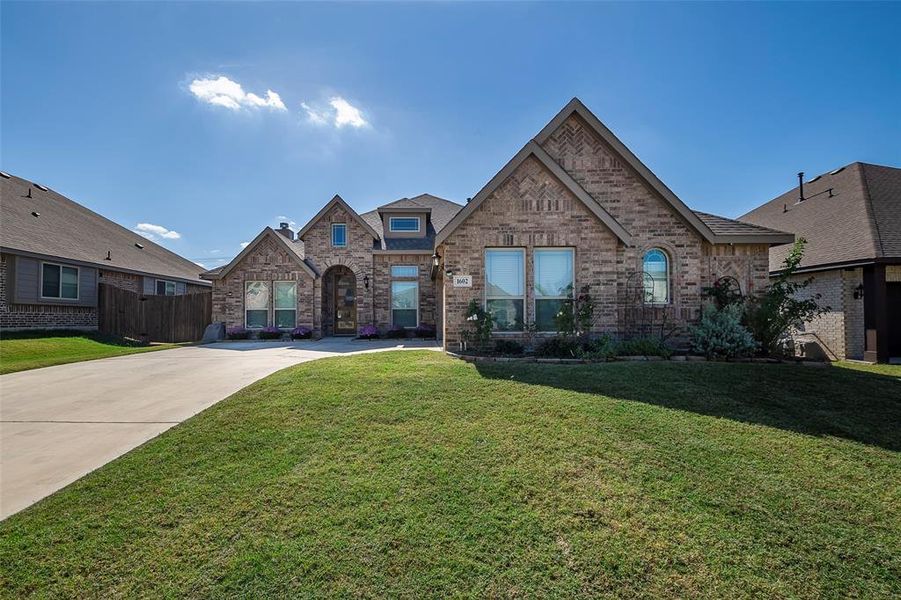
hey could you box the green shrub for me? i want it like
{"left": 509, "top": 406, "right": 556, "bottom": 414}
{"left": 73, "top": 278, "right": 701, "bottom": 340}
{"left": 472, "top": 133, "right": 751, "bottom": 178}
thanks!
{"left": 535, "top": 336, "right": 582, "bottom": 358}
{"left": 461, "top": 299, "right": 494, "bottom": 349}
{"left": 494, "top": 339, "right": 525, "bottom": 355}
{"left": 578, "top": 334, "right": 617, "bottom": 360}
{"left": 616, "top": 336, "right": 672, "bottom": 358}
{"left": 690, "top": 304, "right": 757, "bottom": 359}
{"left": 743, "top": 239, "right": 829, "bottom": 356}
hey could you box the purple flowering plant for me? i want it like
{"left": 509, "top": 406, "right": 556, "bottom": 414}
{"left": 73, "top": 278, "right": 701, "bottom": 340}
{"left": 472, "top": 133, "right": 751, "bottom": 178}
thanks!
{"left": 358, "top": 325, "right": 379, "bottom": 340}
{"left": 226, "top": 327, "right": 249, "bottom": 340}
{"left": 291, "top": 326, "right": 313, "bottom": 340}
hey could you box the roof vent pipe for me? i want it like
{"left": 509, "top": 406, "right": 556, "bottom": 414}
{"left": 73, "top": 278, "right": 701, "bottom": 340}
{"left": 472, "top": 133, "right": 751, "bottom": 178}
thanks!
{"left": 798, "top": 172, "right": 805, "bottom": 202}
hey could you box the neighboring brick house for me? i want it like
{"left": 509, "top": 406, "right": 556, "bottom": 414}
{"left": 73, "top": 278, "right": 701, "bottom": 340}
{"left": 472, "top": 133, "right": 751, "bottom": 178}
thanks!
{"left": 740, "top": 163, "right": 901, "bottom": 362}
{"left": 1, "top": 172, "right": 209, "bottom": 330}
{"left": 204, "top": 98, "right": 792, "bottom": 347}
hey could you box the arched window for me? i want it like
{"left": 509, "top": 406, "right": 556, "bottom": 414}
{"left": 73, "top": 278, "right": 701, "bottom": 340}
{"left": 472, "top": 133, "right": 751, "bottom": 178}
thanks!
{"left": 643, "top": 249, "right": 669, "bottom": 304}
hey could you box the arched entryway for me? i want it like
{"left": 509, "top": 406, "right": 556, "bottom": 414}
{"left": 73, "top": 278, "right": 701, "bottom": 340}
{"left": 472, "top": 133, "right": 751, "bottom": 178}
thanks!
{"left": 322, "top": 265, "right": 357, "bottom": 335}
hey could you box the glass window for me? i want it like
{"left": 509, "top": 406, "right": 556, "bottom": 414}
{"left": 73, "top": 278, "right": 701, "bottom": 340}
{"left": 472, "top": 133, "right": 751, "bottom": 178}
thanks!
{"left": 41, "top": 263, "right": 78, "bottom": 299}
{"left": 391, "top": 281, "right": 418, "bottom": 328}
{"left": 485, "top": 249, "right": 524, "bottom": 331}
{"left": 389, "top": 217, "right": 420, "bottom": 233}
{"left": 245, "top": 281, "right": 269, "bottom": 328}
{"left": 643, "top": 249, "right": 669, "bottom": 304}
{"left": 274, "top": 281, "right": 297, "bottom": 328}
{"left": 156, "top": 280, "right": 176, "bottom": 296}
{"left": 390, "top": 265, "right": 418, "bottom": 278}
{"left": 534, "top": 248, "right": 574, "bottom": 331}
{"left": 331, "top": 223, "right": 347, "bottom": 247}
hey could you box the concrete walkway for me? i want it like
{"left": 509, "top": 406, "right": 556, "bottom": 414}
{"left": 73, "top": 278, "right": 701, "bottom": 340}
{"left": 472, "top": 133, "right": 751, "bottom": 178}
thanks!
{"left": 0, "top": 338, "right": 440, "bottom": 519}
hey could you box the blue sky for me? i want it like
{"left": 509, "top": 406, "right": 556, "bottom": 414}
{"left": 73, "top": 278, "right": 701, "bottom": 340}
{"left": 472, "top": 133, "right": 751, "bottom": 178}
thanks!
{"left": 3, "top": 2, "right": 899, "bottom": 270}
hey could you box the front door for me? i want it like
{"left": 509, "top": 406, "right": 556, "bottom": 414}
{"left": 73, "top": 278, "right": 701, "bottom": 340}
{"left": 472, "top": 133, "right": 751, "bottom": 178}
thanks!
{"left": 334, "top": 273, "right": 357, "bottom": 334}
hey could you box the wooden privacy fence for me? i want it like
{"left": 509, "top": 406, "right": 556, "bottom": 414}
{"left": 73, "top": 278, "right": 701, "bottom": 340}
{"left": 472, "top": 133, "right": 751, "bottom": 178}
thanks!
{"left": 98, "top": 283, "right": 212, "bottom": 343}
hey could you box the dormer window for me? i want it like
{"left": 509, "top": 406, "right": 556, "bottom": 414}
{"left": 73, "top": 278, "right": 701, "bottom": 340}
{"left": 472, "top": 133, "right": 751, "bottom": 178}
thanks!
{"left": 389, "top": 217, "right": 420, "bottom": 233}
{"left": 331, "top": 223, "right": 347, "bottom": 247}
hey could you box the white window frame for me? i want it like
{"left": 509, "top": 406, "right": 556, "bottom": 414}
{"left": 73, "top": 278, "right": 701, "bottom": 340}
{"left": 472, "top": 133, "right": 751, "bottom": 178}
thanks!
{"left": 156, "top": 279, "right": 177, "bottom": 296}
{"left": 533, "top": 247, "right": 575, "bottom": 333}
{"left": 484, "top": 248, "right": 526, "bottom": 333}
{"left": 389, "top": 216, "right": 421, "bottom": 233}
{"left": 244, "top": 280, "right": 270, "bottom": 329}
{"left": 642, "top": 248, "right": 670, "bottom": 305}
{"left": 40, "top": 262, "right": 80, "bottom": 301}
{"left": 391, "top": 280, "right": 419, "bottom": 329}
{"left": 273, "top": 281, "right": 297, "bottom": 329}
{"left": 331, "top": 223, "right": 347, "bottom": 248}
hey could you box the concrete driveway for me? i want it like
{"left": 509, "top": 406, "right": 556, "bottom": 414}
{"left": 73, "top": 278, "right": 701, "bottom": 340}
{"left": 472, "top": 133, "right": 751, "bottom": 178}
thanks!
{"left": 0, "top": 338, "right": 439, "bottom": 519}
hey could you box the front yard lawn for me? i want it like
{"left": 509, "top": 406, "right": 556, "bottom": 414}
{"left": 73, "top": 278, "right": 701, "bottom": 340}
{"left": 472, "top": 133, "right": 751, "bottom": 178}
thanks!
{"left": 0, "top": 331, "right": 177, "bottom": 374}
{"left": 1, "top": 352, "right": 898, "bottom": 597}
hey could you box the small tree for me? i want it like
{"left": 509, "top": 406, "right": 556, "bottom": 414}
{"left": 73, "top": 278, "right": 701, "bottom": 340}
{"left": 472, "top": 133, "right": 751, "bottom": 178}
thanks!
{"left": 554, "top": 285, "right": 595, "bottom": 337}
{"left": 744, "top": 238, "right": 829, "bottom": 356}
{"left": 690, "top": 304, "right": 757, "bottom": 359}
{"left": 461, "top": 299, "right": 493, "bottom": 350}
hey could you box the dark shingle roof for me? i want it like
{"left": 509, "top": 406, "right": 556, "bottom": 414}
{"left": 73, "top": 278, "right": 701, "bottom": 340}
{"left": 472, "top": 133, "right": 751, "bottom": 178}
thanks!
{"left": 1, "top": 174, "right": 209, "bottom": 284}
{"left": 739, "top": 162, "right": 901, "bottom": 271}
{"left": 361, "top": 193, "right": 462, "bottom": 250}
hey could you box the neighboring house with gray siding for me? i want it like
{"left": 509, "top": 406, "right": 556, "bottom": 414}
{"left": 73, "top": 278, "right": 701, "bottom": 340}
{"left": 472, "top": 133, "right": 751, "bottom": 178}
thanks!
{"left": 1, "top": 172, "right": 210, "bottom": 330}
{"left": 740, "top": 163, "right": 901, "bottom": 362}
{"left": 204, "top": 98, "right": 793, "bottom": 346}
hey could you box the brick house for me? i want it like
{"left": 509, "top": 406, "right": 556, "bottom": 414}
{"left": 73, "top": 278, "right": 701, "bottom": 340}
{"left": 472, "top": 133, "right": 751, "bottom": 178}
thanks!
{"left": 740, "top": 163, "right": 901, "bottom": 362}
{"left": 1, "top": 172, "right": 210, "bottom": 330}
{"left": 204, "top": 98, "right": 792, "bottom": 347}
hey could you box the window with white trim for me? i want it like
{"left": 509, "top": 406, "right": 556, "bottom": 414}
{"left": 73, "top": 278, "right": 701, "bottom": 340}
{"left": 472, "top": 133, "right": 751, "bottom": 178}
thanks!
{"left": 534, "top": 248, "right": 574, "bottom": 332}
{"left": 274, "top": 281, "right": 297, "bottom": 328}
{"left": 331, "top": 223, "right": 347, "bottom": 247}
{"left": 389, "top": 217, "right": 420, "bottom": 233}
{"left": 245, "top": 281, "right": 270, "bottom": 328}
{"left": 41, "top": 263, "right": 79, "bottom": 300}
{"left": 485, "top": 248, "right": 524, "bottom": 331}
{"left": 643, "top": 249, "right": 669, "bottom": 304}
{"left": 156, "top": 279, "right": 176, "bottom": 296}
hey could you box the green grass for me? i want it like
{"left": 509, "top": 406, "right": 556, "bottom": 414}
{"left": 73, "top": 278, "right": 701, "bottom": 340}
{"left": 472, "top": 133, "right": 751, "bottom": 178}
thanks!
{"left": 1, "top": 353, "right": 899, "bottom": 597}
{"left": 0, "top": 330, "right": 177, "bottom": 374}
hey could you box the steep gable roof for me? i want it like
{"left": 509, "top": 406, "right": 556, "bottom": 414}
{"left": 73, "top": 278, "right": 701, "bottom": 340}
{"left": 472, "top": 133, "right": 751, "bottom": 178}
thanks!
{"left": 296, "top": 194, "right": 381, "bottom": 242}
{"left": 437, "top": 98, "right": 792, "bottom": 247}
{"left": 739, "top": 162, "right": 900, "bottom": 271}
{"left": 436, "top": 140, "right": 634, "bottom": 245}
{"left": 0, "top": 173, "right": 209, "bottom": 285}
{"left": 534, "top": 98, "right": 721, "bottom": 244}
{"left": 201, "top": 227, "right": 316, "bottom": 280}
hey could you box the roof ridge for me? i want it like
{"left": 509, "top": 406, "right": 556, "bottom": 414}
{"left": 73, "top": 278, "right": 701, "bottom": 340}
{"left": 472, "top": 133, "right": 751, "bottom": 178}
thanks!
{"left": 857, "top": 163, "right": 886, "bottom": 257}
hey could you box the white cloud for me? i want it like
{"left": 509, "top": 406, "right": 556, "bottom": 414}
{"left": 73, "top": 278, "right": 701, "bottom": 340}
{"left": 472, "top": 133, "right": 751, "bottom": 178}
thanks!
{"left": 133, "top": 222, "right": 181, "bottom": 241}
{"left": 194, "top": 261, "right": 207, "bottom": 268}
{"left": 330, "top": 97, "right": 368, "bottom": 128}
{"left": 189, "top": 76, "right": 286, "bottom": 111}
{"left": 300, "top": 96, "right": 368, "bottom": 128}
{"left": 240, "top": 241, "right": 250, "bottom": 249}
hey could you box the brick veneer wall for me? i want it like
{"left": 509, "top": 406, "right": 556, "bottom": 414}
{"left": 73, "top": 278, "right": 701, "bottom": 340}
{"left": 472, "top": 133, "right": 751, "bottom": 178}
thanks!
{"left": 98, "top": 269, "right": 142, "bottom": 293}
{"left": 210, "top": 235, "right": 315, "bottom": 331}
{"left": 439, "top": 155, "right": 620, "bottom": 348}
{"left": 789, "top": 267, "right": 866, "bottom": 360}
{"left": 372, "top": 254, "right": 438, "bottom": 331}
{"left": 439, "top": 119, "right": 771, "bottom": 349}
{"left": 301, "top": 204, "right": 376, "bottom": 336}
{"left": 0, "top": 253, "right": 97, "bottom": 329}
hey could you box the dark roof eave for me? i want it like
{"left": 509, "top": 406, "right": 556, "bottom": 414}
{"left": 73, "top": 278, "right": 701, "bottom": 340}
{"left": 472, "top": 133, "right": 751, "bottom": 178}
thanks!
{"left": 712, "top": 233, "right": 796, "bottom": 245}
{"left": 770, "top": 256, "right": 901, "bottom": 275}
{"left": 1, "top": 246, "right": 211, "bottom": 286}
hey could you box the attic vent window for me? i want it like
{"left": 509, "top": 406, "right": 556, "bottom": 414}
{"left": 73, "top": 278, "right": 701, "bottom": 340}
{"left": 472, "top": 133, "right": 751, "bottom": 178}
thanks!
{"left": 829, "top": 167, "right": 845, "bottom": 175}
{"left": 34, "top": 183, "right": 49, "bottom": 191}
{"left": 135, "top": 243, "right": 144, "bottom": 249}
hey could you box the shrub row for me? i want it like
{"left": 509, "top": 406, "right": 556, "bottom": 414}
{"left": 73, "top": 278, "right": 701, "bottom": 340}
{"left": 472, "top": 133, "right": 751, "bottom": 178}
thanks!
{"left": 359, "top": 323, "right": 436, "bottom": 340}
{"left": 225, "top": 326, "right": 312, "bottom": 341}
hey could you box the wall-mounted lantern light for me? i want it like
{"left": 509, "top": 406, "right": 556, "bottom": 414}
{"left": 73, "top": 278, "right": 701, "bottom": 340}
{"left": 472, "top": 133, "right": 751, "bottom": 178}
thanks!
{"left": 432, "top": 251, "right": 440, "bottom": 269}
{"left": 363, "top": 274, "right": 370, "bottom": 290}
{"left": 853, "top": 283, "right": 864, "bottom": 300}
